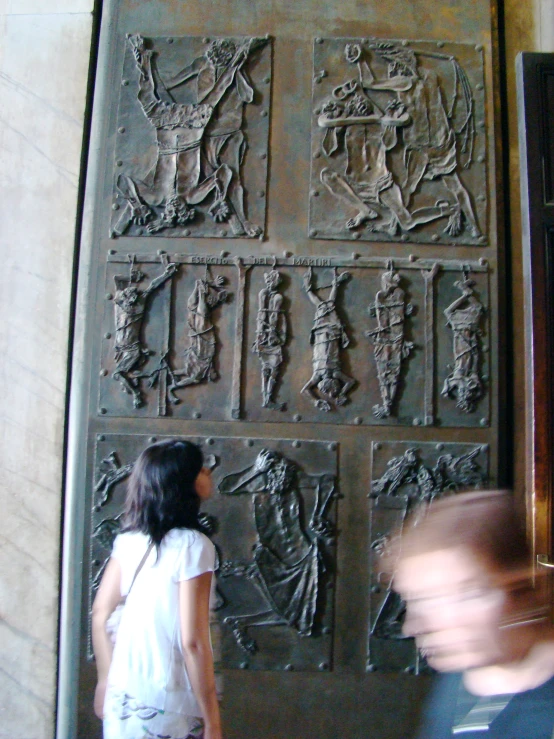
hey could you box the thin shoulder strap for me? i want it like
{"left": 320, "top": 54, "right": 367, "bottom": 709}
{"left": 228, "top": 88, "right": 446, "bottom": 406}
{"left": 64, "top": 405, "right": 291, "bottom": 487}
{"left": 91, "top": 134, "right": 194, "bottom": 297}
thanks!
{"left": 127, "top": 541, "right": 154, "bottom": 595}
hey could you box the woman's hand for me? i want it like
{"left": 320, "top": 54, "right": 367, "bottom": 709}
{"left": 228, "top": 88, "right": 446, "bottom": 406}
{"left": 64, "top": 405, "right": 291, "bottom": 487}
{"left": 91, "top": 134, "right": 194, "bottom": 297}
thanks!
{"left": 94, "top": 680, "right": 107, "bottom": 719}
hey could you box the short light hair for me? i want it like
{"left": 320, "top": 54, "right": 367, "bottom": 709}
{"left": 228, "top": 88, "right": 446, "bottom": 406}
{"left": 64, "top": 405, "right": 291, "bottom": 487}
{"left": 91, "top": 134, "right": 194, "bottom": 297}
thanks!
{"left": 383, "top": 491, "right": 531, "bottom": 582}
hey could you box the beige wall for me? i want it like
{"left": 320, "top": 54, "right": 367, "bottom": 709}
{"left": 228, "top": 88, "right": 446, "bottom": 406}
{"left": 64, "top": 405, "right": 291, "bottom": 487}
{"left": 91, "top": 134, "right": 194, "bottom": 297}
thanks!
{"left": 0, "top": 1, "right": 551, "bottom": 737}
{"left": 0, "top": 1, "right": 93, "bottom": 738}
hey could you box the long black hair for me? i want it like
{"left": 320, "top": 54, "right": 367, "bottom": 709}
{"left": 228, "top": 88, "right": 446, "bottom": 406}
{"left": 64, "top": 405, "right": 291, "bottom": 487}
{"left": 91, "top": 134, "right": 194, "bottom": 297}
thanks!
{"left": 122, "top": 439, "right": 207, "bottom": 548}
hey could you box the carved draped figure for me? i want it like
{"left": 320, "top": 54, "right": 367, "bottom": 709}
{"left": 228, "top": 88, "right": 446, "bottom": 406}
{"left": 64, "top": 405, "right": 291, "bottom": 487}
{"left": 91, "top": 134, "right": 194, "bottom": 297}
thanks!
{"left": 310, "top": 301, "right": 348, "bottom": 373}
{"left": 180, "top": 280, "right": 218, "bottom": 380}
{"left": 219, "top": 457, "right": 333, "bottom": 636}
{"left": 252, "top": 488, "right": 319, "bottom": 635}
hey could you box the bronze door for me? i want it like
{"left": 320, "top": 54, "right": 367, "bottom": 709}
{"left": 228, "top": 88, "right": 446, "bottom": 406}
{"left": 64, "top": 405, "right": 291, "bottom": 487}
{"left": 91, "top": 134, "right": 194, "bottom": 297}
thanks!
{"left": 60, "top": 1, "right": 504, "bottom": 737}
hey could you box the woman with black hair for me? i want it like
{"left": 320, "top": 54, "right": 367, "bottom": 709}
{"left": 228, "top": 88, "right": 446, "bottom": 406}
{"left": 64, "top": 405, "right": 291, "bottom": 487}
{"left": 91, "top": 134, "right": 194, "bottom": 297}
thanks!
{"left": 92, "top": 439, "right": 221, "bottom": 739}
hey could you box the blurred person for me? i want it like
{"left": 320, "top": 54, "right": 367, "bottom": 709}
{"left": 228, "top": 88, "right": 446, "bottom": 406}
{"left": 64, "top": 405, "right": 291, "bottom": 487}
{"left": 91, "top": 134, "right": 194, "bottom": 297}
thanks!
{"left": 387, "top": 490, "right": 554, "bottom": 738}
{"left": 92, "top": 439, "right": 222, "bottom": 739}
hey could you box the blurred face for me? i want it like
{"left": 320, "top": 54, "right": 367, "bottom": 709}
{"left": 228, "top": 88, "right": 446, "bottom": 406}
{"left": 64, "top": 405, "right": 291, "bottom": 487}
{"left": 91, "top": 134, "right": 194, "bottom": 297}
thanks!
{"left": 194, "top": 467, "right": 213, "bottom": 501}
{"left": 394, "top": 547, "right": 507, "bottom": 672}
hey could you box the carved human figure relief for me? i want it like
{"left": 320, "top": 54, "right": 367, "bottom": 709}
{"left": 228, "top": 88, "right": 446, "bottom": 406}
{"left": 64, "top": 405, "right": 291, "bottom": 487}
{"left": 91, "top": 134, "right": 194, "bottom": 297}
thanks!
{"left": 301, "top": 267, "right": 355, "bottom": 411}
{"left": 310, "top": 38, "right": 486, "bottom": 244}
{"left": 366, "top": 264, "right": 413, "bottom": 418}
{"left": 91, "top": 514, "right": 124, "bottom": 591}
{"left": 112, "top": 34, "right": 270, "bottom": 238}
{"left": 112, "top": 256, "right": 178, "bottom": 408}
{"left": 94, "top": 451, "right": 133, "bottom": 508}
{"left": 441, "top": 273, "right": 485, "bottom": 413}
{"left": 168, "top": 267, "right": 228, "bottom": 402}
{"left": 218, "top": 448, "right": 336, "bottom": 654}
{"left": 252, "top": 265, "right": 287, "bottom": 410}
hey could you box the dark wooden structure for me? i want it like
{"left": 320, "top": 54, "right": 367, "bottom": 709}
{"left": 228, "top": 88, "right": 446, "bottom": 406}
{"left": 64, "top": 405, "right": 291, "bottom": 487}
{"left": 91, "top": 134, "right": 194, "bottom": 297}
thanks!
{"left": 518, "top": 53, "right": 554, "bottom": 567}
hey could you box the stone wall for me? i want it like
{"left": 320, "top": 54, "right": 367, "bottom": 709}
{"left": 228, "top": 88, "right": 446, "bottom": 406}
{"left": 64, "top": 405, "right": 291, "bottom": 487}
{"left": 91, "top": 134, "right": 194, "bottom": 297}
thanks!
{"left": 0, "top": 2, "right": 93, "bottom": 738}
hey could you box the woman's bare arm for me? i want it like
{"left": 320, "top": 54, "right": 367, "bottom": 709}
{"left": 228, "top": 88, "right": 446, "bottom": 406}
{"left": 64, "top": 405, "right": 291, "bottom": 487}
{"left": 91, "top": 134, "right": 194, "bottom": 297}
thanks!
{"left": 91, "top": 557, "right": 122, "bottom": 719}
{"left": 179, "top": 572, "right": 222, "bottom": 739}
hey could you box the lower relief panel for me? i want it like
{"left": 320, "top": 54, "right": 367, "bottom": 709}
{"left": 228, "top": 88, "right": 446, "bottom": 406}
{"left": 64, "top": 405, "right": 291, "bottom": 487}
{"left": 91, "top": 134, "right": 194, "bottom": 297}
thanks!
{"left": 367, "top": 440, "right": 489, "bottom": 673}
{"left": 91, "top": 434, "right": 338, "bottom": 672}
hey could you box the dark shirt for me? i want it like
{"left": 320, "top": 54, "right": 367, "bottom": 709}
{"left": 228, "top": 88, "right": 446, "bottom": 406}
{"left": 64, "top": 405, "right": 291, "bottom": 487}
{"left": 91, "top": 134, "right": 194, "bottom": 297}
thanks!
{"left": 416, "top": 672, "right": 554, "bottom": 738}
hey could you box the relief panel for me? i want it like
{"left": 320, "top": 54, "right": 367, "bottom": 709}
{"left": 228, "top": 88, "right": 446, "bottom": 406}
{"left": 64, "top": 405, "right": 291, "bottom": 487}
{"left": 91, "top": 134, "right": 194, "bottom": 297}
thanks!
{"left": 309, "top": 38, "right": 487, "bottom": 245}
{"left": 90, "top": 434, "right": 338, "bottom": 672}
{"left": 98, "top": 253, "right": 239, "bottom": 419}
{"left": 98, "top": 254, "right": 490, "bottom": 426}
{"left": 110, "top": 34, "right": 271, "bottom": 239}
{"left": 241, "top": 256, "right": 490, "bottom": 427}
{"left": 367, "top": 440, "right": 489, "bottom": 673}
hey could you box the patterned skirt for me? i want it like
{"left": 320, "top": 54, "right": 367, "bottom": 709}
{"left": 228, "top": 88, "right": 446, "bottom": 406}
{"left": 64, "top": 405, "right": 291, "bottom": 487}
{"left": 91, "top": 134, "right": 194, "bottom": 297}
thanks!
{"left": 103, "top": 690, "right": 204, "bottom": 739}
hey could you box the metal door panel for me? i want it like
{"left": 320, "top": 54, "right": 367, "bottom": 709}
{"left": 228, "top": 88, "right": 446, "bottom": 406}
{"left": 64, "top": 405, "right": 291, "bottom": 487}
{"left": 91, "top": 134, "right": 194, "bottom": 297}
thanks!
{"left": 61, "top": 1, "right": 503, "bottom": 737}
{"left": 368, "top": 440, "right": 490, "bottom": 672}
{"left": 110, "top": 35, "right": 271, "bottom": 240}
{"left": 90, "top": 433, "right": 337, "bottom": 671}
{"left": 97, "top": 252, "right": 490, "bottom": 425}
{"left": 98, "top": 254, "right": 240, "bottom": 418}
{"left": 309, "top": 39, "right": 488, "bottom": 246}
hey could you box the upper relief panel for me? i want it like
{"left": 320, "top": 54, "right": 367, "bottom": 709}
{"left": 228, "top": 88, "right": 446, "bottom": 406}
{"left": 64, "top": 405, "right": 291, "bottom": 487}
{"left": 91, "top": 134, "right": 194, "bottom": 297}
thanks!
{"left": 110, "top": 34, "right": 271, "bottom": 239}
{"left": 309, "top": 38, "right": 487, "bottom": 246}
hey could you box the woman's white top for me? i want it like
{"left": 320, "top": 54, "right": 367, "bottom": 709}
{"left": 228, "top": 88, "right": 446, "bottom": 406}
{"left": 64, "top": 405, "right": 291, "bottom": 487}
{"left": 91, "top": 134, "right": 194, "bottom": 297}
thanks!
{"left": 107, "top": 528, "right": 216, "bottom": 715}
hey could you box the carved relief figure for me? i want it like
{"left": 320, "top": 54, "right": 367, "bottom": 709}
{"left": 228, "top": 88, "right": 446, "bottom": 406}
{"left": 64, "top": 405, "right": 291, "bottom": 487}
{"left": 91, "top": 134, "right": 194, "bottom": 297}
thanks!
{"left": 361, "top": 41, "right": 480, "bottom": 238}
{"left": 311, "top": 39, "right": 483, "bottom": 243}
{"left": 218, "top": 449, "right": 335, "bottom": 654}
{"left": 91, "top": 516, "right": 123, "bottom": 590}
{"left": 113, "top": 35, "right": 267, "bottom": 237}
{"left": 94, "top": 451, "right": 133, "bottom": 508}
{"left": 372, "top": 446, "right": 484, "bottom": 501}
{"left": 318, "top": 47, "right": 457, "bottom": 237}
{"left": 366, "top": 265, "right": 413, "bottom": 418}
{"left": 252, "top": 266, "right": 287, "bottom": 410}
{"left": 169, "top": 267, "right": 228, "bottom": 401}
{"left": 301, "top": 267, "right": 355, "bottom": 411}
{"left": 371, "top": 446, "right": 420, "bottom": 498}
{"left": 441, "top": 274, "right": 485, "bottom": 413}
{"left": 371, "top": 445, "right": 486, "bottom": 639}
{"left": 112, "top": 257, "right": 178, "bottom": 408}
{"left": 164, "top": 38, "right": 267, "bottom": 237}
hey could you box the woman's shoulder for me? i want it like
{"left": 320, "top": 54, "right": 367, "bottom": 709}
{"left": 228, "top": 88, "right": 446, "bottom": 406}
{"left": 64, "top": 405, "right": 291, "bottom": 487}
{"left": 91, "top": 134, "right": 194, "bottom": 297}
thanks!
{"left": 112, "top": 530, "right": 149, "bottom": 555}
{"left": 165, "top": 529, "right": 216, "bottom": 579}
{"left": 164, "top": 527, "right": 214, "bottom": 551}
